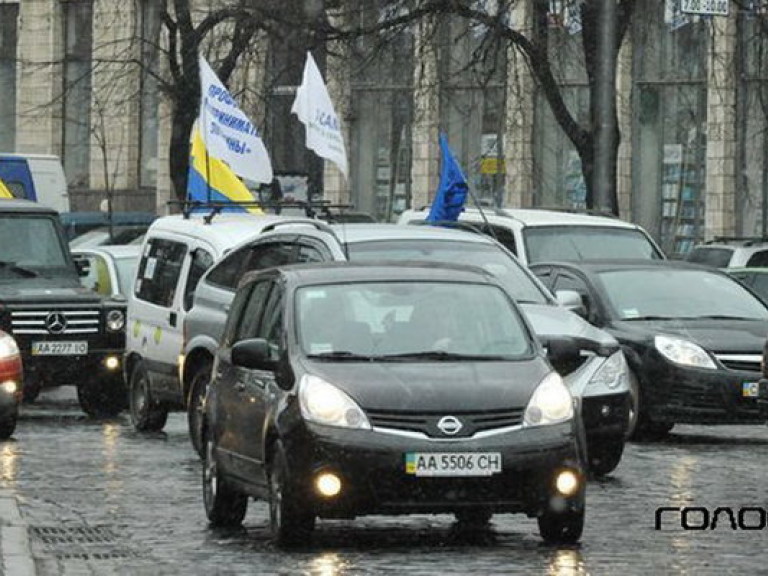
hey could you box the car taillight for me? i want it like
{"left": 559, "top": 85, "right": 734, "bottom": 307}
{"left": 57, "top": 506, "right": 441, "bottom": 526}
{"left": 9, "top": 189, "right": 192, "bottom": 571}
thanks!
{"left": 0, "top": 331, "right": 22, "bottom": 383}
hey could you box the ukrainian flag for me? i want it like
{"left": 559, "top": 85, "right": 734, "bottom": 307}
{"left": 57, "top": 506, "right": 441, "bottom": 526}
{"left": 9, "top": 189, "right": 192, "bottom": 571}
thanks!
{"left": 187, "top": 128, "right": 262, "bottom": 214}
{"left": 0, "top": 177, "right": 12, "bottom": 199}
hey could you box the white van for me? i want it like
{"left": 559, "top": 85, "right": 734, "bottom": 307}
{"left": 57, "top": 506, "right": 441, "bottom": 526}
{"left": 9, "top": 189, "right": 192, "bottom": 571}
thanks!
{"left": 0, "top": 153, "right": 69, "bottom": 212}
{"left": 398, "top": 206, "right": 666, "bottom": 265}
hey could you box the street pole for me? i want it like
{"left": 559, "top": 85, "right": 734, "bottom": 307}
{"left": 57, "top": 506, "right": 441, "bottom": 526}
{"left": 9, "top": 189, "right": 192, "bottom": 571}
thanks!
{"left": 593, "top": 0, "right": 617, "bottom": 214}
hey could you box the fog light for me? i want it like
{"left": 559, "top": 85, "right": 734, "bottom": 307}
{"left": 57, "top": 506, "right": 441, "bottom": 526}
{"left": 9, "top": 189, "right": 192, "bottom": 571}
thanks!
{"left": 105, "top": 356, "right": 120, "bottom": 370}
{"left": 555, "top": 470, "right": 580, "bottom": 497}
{"left": 0, "top": 381, "right": 17, "bottom": 394}
{"left": 601, "top": 404, "right": 611, "bottom": 417}
{"left": 315, "top": 472, "right": 342, "bottom": 497}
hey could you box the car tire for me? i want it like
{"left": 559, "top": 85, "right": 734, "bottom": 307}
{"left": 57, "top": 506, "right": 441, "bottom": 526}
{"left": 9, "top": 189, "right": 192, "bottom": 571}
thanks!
{"left": 587, "top": 437, "right": 624, "bottom": 477}
{"left": 77, "top": 376, "right": 127, "bottom": 418}
{"left": 454, "top": 509, "right": 492, "bottom": 527}
{"left": 268, "top": 441, "right": 315, "bottom": 547}
{"left": 538, "top": 508, "right": 584, "bottom": 544}
{"left": 0, "top": 416, "right": 17, "bottom": 440}
{"left": 625, "top": 369, "right": 641, "bottom": 439}
{"left": 187, "top": 361, "right": 212, "bottom": 458}
{"left": 202, "top": 431, "right": 248, "bottom": 527}
{"left": 129, "top": 361, "right": 168, "bottom": 432}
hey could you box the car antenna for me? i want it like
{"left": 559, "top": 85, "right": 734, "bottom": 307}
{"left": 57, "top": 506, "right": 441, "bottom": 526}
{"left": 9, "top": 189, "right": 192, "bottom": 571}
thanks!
{"left": 466, "top": 185, "right": 498, "bottom": 243}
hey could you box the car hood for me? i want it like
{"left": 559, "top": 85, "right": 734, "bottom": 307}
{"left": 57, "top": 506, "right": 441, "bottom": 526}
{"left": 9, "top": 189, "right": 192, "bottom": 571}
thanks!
{"left": 612, "top": 318, "right": 768, "bottom": 353}
{"left": 0, "top": 278, "right": 103, "bottom": 305}
{"left": 301, "top": 357, "right": 551, "bottom": 412}
{"left": 521, "top": 303, "right": 618, "bottom": 353}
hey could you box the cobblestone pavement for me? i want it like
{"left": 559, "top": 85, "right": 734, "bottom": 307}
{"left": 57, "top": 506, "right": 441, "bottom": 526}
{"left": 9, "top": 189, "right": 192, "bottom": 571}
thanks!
{"left": 1, "top": 387, "right": 767, "bottom": 575}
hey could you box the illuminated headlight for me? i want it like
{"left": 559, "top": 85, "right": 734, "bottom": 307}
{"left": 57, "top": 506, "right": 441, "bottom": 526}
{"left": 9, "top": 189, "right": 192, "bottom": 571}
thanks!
{"left": 588, "top": 351, "right": 627, "bottom": 390}
{"left": 0, "top": 333, "right": 20, "bottom": 358}
{"left": 524, "top": 372, "right": 574, "bottom": 426}
{"left": 106, "top": 309, "right": 125, "bottom": 332}
{"left": 654, "top": 335, "right": 716, "bottom": 369}
{"left": 0, "top": 381, "right": 17, "bottom": 394}
{"left": 299, "top": 374, "right": 371, "bottom": 429}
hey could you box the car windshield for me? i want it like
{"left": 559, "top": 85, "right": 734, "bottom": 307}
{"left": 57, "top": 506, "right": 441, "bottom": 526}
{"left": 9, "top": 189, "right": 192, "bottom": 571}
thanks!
{"left": 0, "top": 215, "right": 69, "bottom": 274}
{"left": 296, "top": 281, "right": 533, "bottom": 359}
{"left": 524, "top": 226, "right": 663, "bottom": 263}
{"left": 685, "top": 247, "right": 734, "bottom": 268}
{"left": 345, "top": 239, "right": 550, "bottom": 304}
{"left": 114, "top": 255, "right": 139, "bottom": 296}
{"left": 597, "top": 268, "right": 768, "bottom": 321}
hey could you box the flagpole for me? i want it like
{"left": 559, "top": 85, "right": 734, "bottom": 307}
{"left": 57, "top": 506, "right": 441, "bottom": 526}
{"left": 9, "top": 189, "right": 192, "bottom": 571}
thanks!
{"left": 200, "top": 59, "right": 212, "bottom": 204}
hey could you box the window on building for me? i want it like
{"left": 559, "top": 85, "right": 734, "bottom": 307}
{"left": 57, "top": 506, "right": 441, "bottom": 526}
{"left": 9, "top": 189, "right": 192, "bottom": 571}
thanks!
{"left": 632, "top": 5, "right": 708, "bottom": 257}
{"left": 139, "top": 0, "right": 161, "bottom": 188}
{"left": 62, "top": 0, "right": 94, "bottom": 189}
{"left": 0, "top": 4, "right": 18, "bottom": 151}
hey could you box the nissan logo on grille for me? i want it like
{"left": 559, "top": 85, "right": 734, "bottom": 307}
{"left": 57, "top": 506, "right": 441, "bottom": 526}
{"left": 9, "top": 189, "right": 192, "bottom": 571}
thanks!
{"left": 436, "top": 415, "right": 463, "bottom": 436}
{"left": 45, "top": 312, "right": 67, "bottom": 334}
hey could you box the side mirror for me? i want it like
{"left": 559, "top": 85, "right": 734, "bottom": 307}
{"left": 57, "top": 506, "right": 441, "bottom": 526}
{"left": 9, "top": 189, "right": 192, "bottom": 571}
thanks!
{"left": 74, "top": 257, "right": 91, "bottom": 278}
{"left": 231, "top": 338, "right": 274, "bottom": 371}
{"left": 556, "top": 290, "right": 587, "bottom": 318}
{"left": 544, "top": 336, "right": 582, "bottom": 376}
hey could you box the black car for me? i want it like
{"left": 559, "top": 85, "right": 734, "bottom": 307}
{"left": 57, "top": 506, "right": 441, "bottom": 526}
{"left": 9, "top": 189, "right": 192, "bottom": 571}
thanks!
{"left": 531, "top": 260, "right": 768, "bottom": 439}
{"left": 202, "top": 262, "right": 586, "bottom": 546}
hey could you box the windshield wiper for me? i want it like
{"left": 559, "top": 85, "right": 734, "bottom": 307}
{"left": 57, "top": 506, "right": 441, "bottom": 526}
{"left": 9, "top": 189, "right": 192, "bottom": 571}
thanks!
{"left": 684, "top": 315, "right": 756, "bottom": 321}
{"left": 306, "top": 351, "right": 377, "bottom": 361}
{"left": 621, "top": 315, "right": 677, "bottom": 321}
{"left": 378, "top": 351, "right": 508, "bottom": 361}
{"left": 0, "top": 261, "right": 38, "bottom": 278}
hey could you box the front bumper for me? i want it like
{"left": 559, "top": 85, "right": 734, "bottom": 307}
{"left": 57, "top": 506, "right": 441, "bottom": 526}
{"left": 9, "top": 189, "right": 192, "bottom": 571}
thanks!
{"left": 582, "top": 392, "right": 630, "bottom": 440}
{"left": 282, "top": 420, "right": 585, "bottom": 518}
{"left": 642, "top": 359, "right": 763, "bottom": 424}
{"left": 22, "top": 348, "right": 124, "bottom": 387}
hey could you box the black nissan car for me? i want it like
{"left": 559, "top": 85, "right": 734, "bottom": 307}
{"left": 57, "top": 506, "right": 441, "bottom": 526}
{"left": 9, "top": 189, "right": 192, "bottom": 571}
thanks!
{"left": 531, "top": 260, "right": 768, "bottom": 439}
{"left": 202, "top": 262, "right": 586, "bottom": 546}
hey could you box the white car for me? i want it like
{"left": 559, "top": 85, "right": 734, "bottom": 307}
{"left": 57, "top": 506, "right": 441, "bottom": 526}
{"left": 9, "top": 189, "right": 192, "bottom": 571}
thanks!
{"left": 397, "top": 206, "right": 665, "bottom": 265}
{"left": 72, "top": 245, "right": 141, "bottom": 298}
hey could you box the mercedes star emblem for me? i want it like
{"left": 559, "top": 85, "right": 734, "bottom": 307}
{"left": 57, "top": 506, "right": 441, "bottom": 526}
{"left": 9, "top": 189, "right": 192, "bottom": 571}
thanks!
{"left": 436, "top": 415, "right": 463, "bottom": 436}
{"left": 45, "top": 312, "right": 67, "bottom": 334}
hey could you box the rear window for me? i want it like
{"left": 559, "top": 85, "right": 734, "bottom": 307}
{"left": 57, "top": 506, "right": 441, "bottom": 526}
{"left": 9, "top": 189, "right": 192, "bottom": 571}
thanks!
{"left": 524, "top": 226, "right": 664, "bottom": 263}
{"left": 746, "top": 250, "right": 768, "bottom": 267}
{"left": 686, "top": 247, "right": 733, "bottom": 268}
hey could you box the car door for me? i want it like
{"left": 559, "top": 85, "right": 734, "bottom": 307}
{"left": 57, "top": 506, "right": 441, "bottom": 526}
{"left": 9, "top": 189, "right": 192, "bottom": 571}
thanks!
{"left": 130, "top": 235, "right": 189, "bottom": 393}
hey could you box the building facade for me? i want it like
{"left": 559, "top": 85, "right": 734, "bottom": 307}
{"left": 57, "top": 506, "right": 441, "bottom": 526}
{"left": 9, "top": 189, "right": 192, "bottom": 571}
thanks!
{"left": 0, "top": 0, "right": 766, "bottom": 258}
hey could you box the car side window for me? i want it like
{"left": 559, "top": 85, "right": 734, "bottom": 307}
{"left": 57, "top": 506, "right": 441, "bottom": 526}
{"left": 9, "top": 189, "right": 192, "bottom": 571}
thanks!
{"left": 746, "top": 250, "right": 768, "bottom": 267}
{"left": 297, "top": 243, "right": 326, "bottom": 263}
{"left": 135, "top": 238, "right": 187, "bottom": 307}
{"left": 183, "top": 248, "right": 215, "bottom": 311}
{"left": 258, "top": 285, "right": 284, "bottom": 360}
{"left": 482, "top": 225, "right": 517, "bottom": 256}
{"left": 234, "top": 280, "right": 273, "bottom": 343}
{"left": 242, "top": 243, "right": 297, "bottom": 274}
{"left": 206, "top": 248, "right": 249, "bottom": 290}
{"left": 750, "top": 274, "right": 768, "bottom": 302}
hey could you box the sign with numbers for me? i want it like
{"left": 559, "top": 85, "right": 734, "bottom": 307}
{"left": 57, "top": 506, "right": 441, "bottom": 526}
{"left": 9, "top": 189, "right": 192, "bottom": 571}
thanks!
{"left": 680, "top": 0, "right": 729, "bottom": 15}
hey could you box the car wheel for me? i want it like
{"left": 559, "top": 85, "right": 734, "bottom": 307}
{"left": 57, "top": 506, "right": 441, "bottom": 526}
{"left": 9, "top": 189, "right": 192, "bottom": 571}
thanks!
{"left": 625, "top": 369, "right": 641, "bottom": 439}
{"left": 538, "top": 508, "right": 584, "bottom": 544}
{"left": 187, "top": 361, "right": 212, "bottom": 458}
{"left": 0, "top": 416, "right": 17, "bottom": 440}
{"left": 268, "top": 441, "right": 315, "bottom": 547}
{"left": 77, "top": 375, "right": 127, "bottom": 418}
{"left": 587, "top": 437, "right": 625, "bottom": 477}
{"left": 129, "top": 362, "right": 168, "bottom": 432}
{"left": 454, "top": 509, "right": 492, "bottom": 527}
{"left": 202, "top": 431, "right": 248, "bottom": 527}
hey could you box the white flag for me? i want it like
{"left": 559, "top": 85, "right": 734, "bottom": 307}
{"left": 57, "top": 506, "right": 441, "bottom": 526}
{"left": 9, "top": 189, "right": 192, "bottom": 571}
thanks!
{"left": 198, "top": 54, "right": 273, "bottom": 184}
{"left": 291, "top": 52, "right": 348, "bottom": 178}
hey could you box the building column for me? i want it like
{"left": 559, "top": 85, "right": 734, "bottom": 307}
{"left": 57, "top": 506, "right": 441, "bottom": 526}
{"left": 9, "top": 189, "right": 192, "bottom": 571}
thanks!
{"left": 616, "top": 24, "right": 634, "bottom": 220}
{"left": 705, "top": 12, "right": 738, "bottom": 240}
{"left": 16, "top": 0, "right": 62, "bottom": 155}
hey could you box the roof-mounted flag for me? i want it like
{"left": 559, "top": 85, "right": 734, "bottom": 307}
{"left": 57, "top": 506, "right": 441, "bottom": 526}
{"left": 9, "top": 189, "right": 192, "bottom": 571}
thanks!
{"left": 426, "top": 134, "right": 469, "bottom": 223}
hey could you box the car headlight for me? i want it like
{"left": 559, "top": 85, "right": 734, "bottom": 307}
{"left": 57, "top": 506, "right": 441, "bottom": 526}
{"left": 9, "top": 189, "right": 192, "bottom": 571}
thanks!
{"left": 654, "top": 335, "right": 716, "bottom": 369}
{"left": 106, "top": 309, "right": 125, "bottom": 332}
{"left": 588, "top": 351, "right": 627, "bottom": 390}
{"left": 299, "top": 374, "right": 371, "bottom": 430}
{"left": 524, "top": 372, "right": 574, "bottom": 426}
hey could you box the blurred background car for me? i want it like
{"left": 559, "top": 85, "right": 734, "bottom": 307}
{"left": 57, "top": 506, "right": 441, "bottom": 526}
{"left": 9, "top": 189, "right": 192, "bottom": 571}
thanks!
{"left": 60, "top": 211, "right": 156, "bottom": 242}
{"left": 68, "top": 225, "right": 151, "bottom": 249}
{"left": 531, "top": 259, "right": 768, "bottom": 440}
{"left": 685, "top": 237, "right": 768, "bottom": 269}
{"left": 72, "top": 245, "right": 141, "bottom": 298}
{"left": 725, "top": 267, "right": 768, "bottom": 303}
{"left": 0, "top": 330, "right": 23, "bottom": 439}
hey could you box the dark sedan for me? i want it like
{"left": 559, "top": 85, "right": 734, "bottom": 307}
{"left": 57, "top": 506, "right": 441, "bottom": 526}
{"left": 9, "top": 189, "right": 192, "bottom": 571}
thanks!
{"left": 530, "top": 260, "right": 768, "bottom": 439}
{"left": 202, "top": 262, "right": 586, "bottom": 546}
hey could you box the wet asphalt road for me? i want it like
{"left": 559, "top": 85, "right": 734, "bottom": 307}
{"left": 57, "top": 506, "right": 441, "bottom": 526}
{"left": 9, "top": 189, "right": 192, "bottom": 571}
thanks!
{"left": 2, "top": 386, "right": 768, "bottom": 576}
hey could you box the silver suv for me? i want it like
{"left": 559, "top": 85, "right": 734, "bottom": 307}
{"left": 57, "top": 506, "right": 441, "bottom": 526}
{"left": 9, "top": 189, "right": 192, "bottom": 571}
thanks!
{"left": 184, "top": 223, "right": 631, "bottom": 476}
{"left": 686, "top": 238, "right": 768, "bottom": 268}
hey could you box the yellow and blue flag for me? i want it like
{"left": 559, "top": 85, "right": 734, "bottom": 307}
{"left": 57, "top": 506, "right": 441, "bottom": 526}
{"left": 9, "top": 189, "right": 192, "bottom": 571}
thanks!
{"left": 187, "top": 127, "right": 262, "bottom": 214}
{"left": 0, "top": 177, "right": 12, "bottom": 199}
{"left": 426, "top": 133, "right": 468, "bottom": 223}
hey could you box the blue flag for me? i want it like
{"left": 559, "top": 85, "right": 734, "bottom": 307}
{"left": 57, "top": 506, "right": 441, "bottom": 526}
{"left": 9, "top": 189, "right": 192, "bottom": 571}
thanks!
{"left": 426, "top": 133, "right": 469, "bottom": 223}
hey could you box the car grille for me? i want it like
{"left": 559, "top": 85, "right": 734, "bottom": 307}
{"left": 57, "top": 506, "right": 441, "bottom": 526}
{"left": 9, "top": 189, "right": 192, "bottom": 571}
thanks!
{"left": 10, "top": 309, "right": 101, "bottom": 335}
{"left": 367, "top": 408, "right": 525, "bottom": 439}
{"left": 714, "top": 354, "right": 761, "bottom": 373}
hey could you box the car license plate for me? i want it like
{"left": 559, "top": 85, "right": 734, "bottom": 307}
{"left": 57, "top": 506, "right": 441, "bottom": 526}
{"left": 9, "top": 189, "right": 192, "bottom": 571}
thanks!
{"left": 405, "top": 452, "right": 502, "bottom": 477}
{"left": 742, "top": 381, "right": 759, "bottom": 398}
{"left": 31, "top": 341, "right": 88, "bottom": 356}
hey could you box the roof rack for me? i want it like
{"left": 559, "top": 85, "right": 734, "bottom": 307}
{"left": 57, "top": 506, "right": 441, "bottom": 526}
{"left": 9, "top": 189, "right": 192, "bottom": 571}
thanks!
{"left": 709, "top": 236, "right": 768, "bottom": 246}
{"left": 409, "top": 219, "right": 488, "bottom": 235}
{"left": 167, "top": 200, "right": 356, "bottom": 224}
